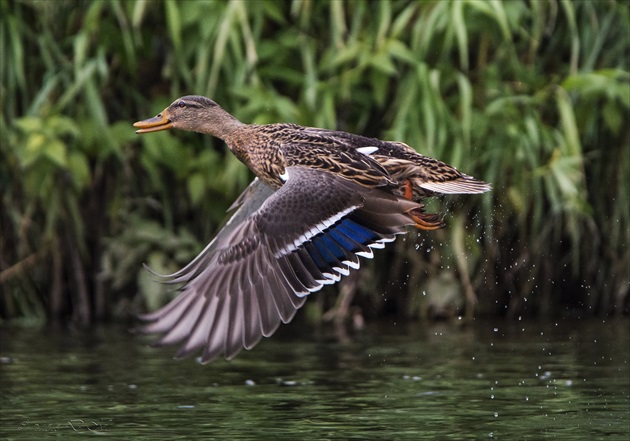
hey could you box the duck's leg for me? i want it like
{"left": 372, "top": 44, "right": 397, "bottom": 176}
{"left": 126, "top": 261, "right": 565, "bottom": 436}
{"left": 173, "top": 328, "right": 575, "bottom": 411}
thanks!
{"left": 402, "top": 179, "right": 444, "bottom": 231}
{"left": 403, "top": 179, "right": 414, "bottom": 200}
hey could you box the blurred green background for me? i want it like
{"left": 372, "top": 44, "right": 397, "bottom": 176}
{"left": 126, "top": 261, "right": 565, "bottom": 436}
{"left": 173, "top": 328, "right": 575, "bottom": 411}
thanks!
{"left": 1, "top": 0, "right": 628, "bottom": 327}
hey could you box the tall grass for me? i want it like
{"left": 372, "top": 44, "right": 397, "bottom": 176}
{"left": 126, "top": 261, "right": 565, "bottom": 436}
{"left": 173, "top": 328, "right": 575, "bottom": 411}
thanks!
{"left": 1, "top": 0, "right": 628, "bottom": 324}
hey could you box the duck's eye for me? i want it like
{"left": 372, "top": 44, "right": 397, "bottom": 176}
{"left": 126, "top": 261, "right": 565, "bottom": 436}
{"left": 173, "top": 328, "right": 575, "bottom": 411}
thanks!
{"left": 177, "top": 101, "right": 186, "bottom": 109}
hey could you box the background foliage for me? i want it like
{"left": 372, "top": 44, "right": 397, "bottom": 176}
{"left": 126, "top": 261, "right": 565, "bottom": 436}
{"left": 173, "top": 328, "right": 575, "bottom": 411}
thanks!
{"left": 1, "top": 0, "right": 628, "bottom": 326}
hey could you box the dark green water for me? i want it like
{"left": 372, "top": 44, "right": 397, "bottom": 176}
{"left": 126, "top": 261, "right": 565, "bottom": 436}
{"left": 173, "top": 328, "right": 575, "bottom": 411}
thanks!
{"left": 1, "top": 319, "right": 628, "bottom": 440}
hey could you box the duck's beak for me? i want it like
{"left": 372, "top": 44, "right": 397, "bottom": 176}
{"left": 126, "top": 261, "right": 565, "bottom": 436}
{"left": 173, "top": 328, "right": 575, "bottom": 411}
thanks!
{"left": 133, "top": 109, "right": 173, "bottom": 134}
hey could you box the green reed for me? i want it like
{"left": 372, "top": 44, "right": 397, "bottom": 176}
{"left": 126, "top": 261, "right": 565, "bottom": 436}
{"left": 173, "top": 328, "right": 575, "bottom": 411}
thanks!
{"left": 1, "top": 0, "right": 628, "bottom": 324}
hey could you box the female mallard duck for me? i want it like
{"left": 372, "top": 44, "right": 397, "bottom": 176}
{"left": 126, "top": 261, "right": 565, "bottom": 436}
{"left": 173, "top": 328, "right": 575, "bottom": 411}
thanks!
{"left": 134, "top": 95, "right": 490, "bottom": 363}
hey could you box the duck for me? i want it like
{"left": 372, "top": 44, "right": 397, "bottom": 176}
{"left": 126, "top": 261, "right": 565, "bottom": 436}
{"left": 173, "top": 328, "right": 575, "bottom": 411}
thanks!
{"left": 133, "top": 95, "right": 490, "bottom": 363}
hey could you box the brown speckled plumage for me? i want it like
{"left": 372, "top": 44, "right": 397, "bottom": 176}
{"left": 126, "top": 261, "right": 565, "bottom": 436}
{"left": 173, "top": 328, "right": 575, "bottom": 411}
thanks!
{"left": 133, "top": 95, "right": 490, "bottom": 363}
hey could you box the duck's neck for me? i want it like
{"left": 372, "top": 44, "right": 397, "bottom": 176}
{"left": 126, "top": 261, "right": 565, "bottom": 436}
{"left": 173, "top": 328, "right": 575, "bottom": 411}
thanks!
{"left": 197, "top": 110, "right": 246, "bottom": 141}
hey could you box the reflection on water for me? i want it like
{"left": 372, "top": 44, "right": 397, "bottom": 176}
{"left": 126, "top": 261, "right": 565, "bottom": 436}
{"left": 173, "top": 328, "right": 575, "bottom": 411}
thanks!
{"left": 1, "top": 319, "right": 628, "bottom": 439}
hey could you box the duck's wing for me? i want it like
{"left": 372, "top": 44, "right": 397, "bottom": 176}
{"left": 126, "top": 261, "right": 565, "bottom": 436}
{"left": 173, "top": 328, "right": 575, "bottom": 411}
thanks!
{"left": 374, "top": 142, "right": 491, "bottom": 195}
{"left": 281, "top": 141, "right": 396, "bottom": 188}
{"left": 281, "top": 133, "right": 491, "bottom": 195}
{"left": 138, "top": 167, "right": 419, "bottom": 363}
{"left": 226, "top": 177, "right": 274, "bottom": 212}
{"left": 143, "top": 178, "right": 275, "bottom": 284}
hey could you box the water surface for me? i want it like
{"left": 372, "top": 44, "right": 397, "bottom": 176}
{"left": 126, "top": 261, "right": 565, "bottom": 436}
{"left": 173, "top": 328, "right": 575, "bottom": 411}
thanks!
{"left": 1, "top": 319, "right": 628, "bottom": 439}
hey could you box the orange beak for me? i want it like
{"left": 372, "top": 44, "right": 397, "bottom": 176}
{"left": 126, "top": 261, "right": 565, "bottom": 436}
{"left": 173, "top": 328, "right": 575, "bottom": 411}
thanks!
{"left": 133, "top": 109, "right": 173, "bottom": 134}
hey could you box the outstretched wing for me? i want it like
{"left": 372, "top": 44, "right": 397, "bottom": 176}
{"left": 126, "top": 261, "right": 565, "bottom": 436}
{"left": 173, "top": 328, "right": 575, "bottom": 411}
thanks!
{"left": 138, "top": 167, "right": 419, "bottom": 363}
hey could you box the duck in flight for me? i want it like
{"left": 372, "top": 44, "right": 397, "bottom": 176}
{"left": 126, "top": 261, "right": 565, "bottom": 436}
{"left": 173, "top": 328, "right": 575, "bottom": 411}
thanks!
{"left": 133, "top": 95, "right": 490, "bottom": 363}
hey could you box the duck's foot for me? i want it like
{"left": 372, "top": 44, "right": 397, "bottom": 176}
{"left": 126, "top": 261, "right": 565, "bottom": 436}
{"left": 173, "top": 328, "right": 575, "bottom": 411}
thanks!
{"left": 408, "top": 207, "right": 445, "bottom": 231}
{"left": 401, "top": 179, "right": 444, "bottom": 230}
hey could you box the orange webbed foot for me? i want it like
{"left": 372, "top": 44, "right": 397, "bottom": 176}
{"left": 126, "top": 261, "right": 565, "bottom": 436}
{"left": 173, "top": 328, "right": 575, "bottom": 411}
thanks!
{"left": 407, "top": 207, "right": 445, "bottom": 231}
{"left": 402, "top": 180, "right": 444, "bottom": 230}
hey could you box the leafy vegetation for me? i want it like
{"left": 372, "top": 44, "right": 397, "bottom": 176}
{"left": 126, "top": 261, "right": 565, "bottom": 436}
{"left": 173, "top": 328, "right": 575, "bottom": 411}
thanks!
{"left": 2, "top": 0, "right": 628, "bottom": 325}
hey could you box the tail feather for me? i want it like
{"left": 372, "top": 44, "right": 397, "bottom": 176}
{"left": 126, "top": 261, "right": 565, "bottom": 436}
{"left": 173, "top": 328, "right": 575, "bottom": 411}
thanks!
{"left": 419, "top": 176, "right": 491, "bottom": 194}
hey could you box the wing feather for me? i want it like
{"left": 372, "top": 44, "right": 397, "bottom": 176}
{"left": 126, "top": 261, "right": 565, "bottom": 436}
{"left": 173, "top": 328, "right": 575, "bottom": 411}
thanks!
{"left": 138, "top": 167, "right": 419, "bottom": 362}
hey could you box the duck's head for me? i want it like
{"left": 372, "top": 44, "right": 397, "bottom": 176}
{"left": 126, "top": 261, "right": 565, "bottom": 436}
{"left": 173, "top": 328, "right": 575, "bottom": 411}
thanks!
{"left": 134, "top": 95, "right": 241, "bottom": 137}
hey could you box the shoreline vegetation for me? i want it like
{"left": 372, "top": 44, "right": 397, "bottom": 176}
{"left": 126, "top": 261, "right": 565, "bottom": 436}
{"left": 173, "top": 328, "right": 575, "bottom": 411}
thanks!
{"left": 2, "top": 0, "right": 628, "bottom": 326}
